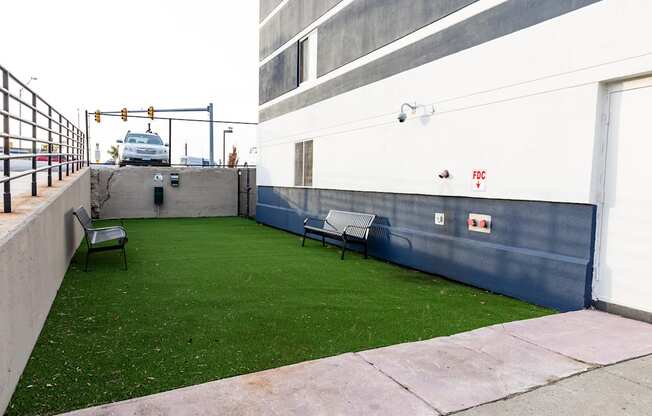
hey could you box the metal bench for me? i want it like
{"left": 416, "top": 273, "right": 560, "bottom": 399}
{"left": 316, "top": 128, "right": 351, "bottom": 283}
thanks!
{"left": 303, "top": 210, "right": 376, "bottom": 259}
{"left": 72, "top": 206, "right": 128, "bottom": 271}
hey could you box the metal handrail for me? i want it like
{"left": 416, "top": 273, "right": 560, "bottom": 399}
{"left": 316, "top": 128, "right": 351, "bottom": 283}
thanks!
{"left": 0, "top": 109, "right": 82, "bottom": 139}
{"left": 0, "top": 153, "right": 70, "bottom": 160}
{"left": 0, "top": 133, "right": 83, "bottom": 149}
{"left": 2, "top": 64, "right": 88, "bottom": 213}
{"left": 0, "top": 161, "right": 83, "bottom": 184}
{"left": 0, "top": 63, "right": 79, "bottom": 132}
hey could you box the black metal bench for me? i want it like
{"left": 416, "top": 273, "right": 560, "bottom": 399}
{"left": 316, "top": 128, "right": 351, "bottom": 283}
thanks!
{"left": 302, "top": 210, "right": 376, "bottom": 259}
{"left": 72, "top": 206, "right": 128, "bottom": 271}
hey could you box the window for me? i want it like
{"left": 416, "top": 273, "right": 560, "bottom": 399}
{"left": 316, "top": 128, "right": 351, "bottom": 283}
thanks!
{"left": 294, "top": 140, "right": 313, "bottom": 187}
{"left": 125, "top": 134, "right": 163, "bottom": 146}
{"left": 298, "top": 31, "right": 318, "bottom": 85}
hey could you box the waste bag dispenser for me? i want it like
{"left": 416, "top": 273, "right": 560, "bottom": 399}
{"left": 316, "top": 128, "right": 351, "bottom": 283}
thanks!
{"left": 153, "top": 173, "right": 164, "bottom": 206}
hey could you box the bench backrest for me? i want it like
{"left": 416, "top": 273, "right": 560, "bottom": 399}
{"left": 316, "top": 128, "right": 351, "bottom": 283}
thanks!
{"left": 324, "top": 210, "right": 375, "bottom": 238}
{"left": 73, "top": 206, "right": 93, "bottom": 231}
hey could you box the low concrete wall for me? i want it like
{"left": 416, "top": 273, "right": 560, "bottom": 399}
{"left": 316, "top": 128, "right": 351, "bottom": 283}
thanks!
{"left": 91, "top": 167, "right": 242, "bottom": 219}
{"left": 0, "top": 168, "right": 90, "bottom": 413}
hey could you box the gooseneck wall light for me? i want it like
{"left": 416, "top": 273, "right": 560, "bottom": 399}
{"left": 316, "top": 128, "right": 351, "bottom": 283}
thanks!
{"left": 397, "top": 102, "right": 417, "bottom": 123}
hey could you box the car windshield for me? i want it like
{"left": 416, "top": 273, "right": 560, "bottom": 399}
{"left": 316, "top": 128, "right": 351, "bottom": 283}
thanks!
{"left": 125, "top": 134, "right": 163, "bottom": 146}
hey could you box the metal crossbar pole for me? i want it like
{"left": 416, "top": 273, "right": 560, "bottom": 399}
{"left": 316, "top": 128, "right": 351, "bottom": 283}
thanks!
{"left": 102, "top": 107, "right": 209, "bottom": 115}
{"left": 95, "top": 112, "right": 258, "bottom": 125}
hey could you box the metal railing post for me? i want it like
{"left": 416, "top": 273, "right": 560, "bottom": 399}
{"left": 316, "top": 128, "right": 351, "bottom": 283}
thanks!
{"left": 79, "top": 130, "right": 84, "bottom": 169}
{"left": 2, "top": 68, "right": 10, "bottom": 213}
{"left": 31, "top": 93, "right": 37, "bottom": 196}
{"left": 69, "top": 120, "right": 74, "bottom": 174}
{"left": 48, "top": 105, "right": 52, "bottom": 187}
{"left": 58, "top": 113, "right": 63, "bottom": 180}
{"left": 85, "top": 110, "right": 90, "bottom": 166}
{"left": 66, "top": 119, "right": 69, "bottom": 176}
{"left": 74, "top": 127, "right": 78, "bottom": 170}
{"left": 77, "top": 128, "right": 81, "bottom": 170}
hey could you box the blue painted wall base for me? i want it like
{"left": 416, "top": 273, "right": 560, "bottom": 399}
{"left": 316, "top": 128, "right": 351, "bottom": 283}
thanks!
{"left": 257, "top": 186, "right": 596, "bottom": 312}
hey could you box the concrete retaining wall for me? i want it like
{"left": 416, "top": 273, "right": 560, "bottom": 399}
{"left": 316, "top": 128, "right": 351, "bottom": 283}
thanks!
{"left": 91, "top": 167, "right": 245, "bottom": 219}
{"left": 0, "top": 168, "right": 90, "bottom": 413}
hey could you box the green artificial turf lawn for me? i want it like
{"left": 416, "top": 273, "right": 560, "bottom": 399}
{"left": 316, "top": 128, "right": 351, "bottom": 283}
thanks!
{"left": 7, "top": 217, "right": 553, "bottom": 415}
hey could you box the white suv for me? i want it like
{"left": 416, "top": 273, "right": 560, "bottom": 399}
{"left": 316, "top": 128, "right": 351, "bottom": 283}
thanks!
{"left": 118, "top": 132, "right": 168, "bottom": 163}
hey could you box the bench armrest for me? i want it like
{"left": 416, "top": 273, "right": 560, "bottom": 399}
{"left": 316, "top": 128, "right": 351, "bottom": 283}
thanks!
{"left": 304, "top": 217, "right": 324, "bottom": 226}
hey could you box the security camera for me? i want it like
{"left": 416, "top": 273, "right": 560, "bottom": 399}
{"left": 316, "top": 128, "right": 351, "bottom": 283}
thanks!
{"left": 398, "top": 102, "right": 417, "bottom": 123}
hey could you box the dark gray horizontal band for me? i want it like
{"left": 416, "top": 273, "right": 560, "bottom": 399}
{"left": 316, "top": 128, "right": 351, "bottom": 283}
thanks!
{"left": 259, "top": 0, "right": 478, "bottom": 107}
{"left": 260, "top": 0, "right": 602, "bottom": 123}
{"left": 317, "top": 0, "right": 479, "bottom": 77}
{"left": 259, "top": 0, "right": 343, "bottom": 61}
{"left": 259, "top": 46, "right": 298, "bottom": 106}
{"left": 257, "top": 185, "right": 597, "bottom": 311}
{"left": 259, "top": 0, "right": 284, "bottom": 23}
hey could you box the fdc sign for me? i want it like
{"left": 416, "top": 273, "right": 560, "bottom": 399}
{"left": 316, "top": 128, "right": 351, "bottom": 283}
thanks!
{"left": 472, "top": 170, "right": 487, "bottom": 192}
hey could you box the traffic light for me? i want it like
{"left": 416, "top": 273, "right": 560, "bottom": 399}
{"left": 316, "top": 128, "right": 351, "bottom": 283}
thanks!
{"left": 121, "top": 108, "right": 128, "bottom": 121}
{"left": 94, "top": 110, "right": 101, "bottom": 123}
{"left": 147, "top": 106, "right": 155, "bottom": 120}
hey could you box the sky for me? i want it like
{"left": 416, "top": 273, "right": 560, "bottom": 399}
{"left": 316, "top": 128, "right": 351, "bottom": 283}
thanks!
{"left": 2, "top": 0, "right": 259, "bottom": 165}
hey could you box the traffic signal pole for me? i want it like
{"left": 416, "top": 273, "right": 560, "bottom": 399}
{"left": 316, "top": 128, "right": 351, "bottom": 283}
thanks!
{"left": 208, "top": 103, "right": 214, "bottom": 165}
{"left": 92, "top": 104, "right": 255, "bottom": 166}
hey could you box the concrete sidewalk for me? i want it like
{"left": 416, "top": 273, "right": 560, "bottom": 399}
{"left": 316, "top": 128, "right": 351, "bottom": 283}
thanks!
{"left": 60, "top": 310, "right": 652, "bottom": 416}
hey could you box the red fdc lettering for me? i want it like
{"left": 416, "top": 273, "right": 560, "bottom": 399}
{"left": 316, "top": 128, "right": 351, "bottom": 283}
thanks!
{"left": 472, "top": 170, "right": 487, "bottom": 180}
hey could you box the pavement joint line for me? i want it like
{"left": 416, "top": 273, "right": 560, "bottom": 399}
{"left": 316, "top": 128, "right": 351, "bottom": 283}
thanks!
{"left": 501, "top": 323, "right": 652, "bottom": 369}
{"left": 352, "top": 352, "right": 443, "bottom": 415}
{"left": 603, "top": 361, "right": 652, "bottom": 392}
{"left": 491, "top": 324, "right": 598, "bottom": 367}
{"left": 446, "top": 352, "right": 652, "bottom": 415}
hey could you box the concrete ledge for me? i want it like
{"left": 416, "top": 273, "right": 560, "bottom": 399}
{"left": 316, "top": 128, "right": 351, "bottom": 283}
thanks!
{"left": 593, "top": 300, "right": 652, "bottom": 324}
{"left": 91, "top": 167, "right": 238, "bottom": 219}
{"left": 0, "top": 168, "right": 90, "bottom": 413}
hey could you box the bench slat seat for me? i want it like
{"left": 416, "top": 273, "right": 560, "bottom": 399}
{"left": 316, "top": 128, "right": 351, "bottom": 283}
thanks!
{"left": 304, "top": 225, "right": 342, "bottom": 238}
{"left": 89, "top": 227, "right": 128, "bottom": 245}
{"left": 302, "top": 210, "right": 375, "bottom": 259}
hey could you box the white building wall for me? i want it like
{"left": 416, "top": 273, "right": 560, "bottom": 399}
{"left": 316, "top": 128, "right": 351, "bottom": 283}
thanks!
{"left": 258, "top": 0, "right": 652, "bottom": 204}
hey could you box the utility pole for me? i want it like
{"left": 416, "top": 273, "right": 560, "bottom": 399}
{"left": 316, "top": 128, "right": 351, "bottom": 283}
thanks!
{"left": 208, "top": 103, "right": 214, "bottom": 165}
